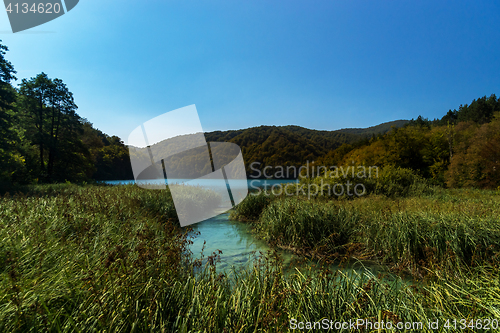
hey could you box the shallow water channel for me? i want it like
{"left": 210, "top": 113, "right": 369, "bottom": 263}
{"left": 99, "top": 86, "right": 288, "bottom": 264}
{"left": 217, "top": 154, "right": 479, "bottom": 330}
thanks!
{"left": 107, "top": 179, "right": 383, "bottom": 277}
{"left": 188, "top": 212, "right": 388, "bottom": 280}
{"left": 188, "top": 212, "right": 295, "bottom": 271}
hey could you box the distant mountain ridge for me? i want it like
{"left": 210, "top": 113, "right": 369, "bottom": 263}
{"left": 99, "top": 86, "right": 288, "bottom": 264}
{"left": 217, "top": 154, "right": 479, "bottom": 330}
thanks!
{"left": 334, "top": 120, "right": 410, "bottom": 136}
{"left": 127, "top": 120, "right": 409, "bottom": 179}
{"left": 204, "top": 120, "right": 409, "bottom": 176}
{"left": 205, "top": 120, "right": 408, "bottom": 146}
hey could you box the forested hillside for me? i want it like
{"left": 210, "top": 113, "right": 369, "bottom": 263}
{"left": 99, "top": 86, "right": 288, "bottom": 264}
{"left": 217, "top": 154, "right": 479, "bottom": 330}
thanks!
{"left": 0, "top": 37, "right": 405, "bottom": 189}
{"left": 318, "top": 95, "right": 500, "bottom": 189}
{"left": 204, "top": 122, "right": 407, "bottom": 176}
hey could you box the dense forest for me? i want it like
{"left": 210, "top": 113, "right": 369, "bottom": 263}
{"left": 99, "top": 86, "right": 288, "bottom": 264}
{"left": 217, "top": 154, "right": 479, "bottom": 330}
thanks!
{"left": 0, "top": 37, "right": 498, "bottom": 189}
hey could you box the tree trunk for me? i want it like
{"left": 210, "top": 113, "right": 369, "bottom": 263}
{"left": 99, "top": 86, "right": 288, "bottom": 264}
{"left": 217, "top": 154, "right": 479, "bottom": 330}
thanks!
{"left": 38, "top": 96, "right": 45, "bottom": 177}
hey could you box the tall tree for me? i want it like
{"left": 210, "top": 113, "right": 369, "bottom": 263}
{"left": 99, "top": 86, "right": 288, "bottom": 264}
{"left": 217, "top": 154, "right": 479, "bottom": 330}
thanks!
{"left": 46, "top": 78, "right": 78, "bottom": 178}
{"left": 0, "top": 40, "right": 16, "bottom": 106}
{"left": 18, "top": 73, "right": 86, "bottom": 182}
{"left": 18, "top": 73, "right": 52, "bottom": 178}
{"left": 0, "top": 39, "right": 22, "bottom": 186}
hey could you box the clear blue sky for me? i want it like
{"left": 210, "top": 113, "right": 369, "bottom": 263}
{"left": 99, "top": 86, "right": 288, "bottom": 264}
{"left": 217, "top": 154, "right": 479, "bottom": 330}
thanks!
{"left": 1, "top": 0, "right": 499, "bottom": 143}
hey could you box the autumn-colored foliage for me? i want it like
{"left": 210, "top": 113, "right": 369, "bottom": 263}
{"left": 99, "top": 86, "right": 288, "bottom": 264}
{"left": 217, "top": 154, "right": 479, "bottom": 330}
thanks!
{"left": 446, "top": 114, "right": 500, "bottom": 188}
{"left": 325, "top": 97, "right": 500, "bottom": 189}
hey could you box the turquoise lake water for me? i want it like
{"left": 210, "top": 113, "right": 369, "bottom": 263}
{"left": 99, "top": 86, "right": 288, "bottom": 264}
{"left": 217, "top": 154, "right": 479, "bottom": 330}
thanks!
{"left": 187, "top": 212, "right": 296, "bottom": 271}
{"left": 104, "top": 178, "right": 298, "bottom": 190}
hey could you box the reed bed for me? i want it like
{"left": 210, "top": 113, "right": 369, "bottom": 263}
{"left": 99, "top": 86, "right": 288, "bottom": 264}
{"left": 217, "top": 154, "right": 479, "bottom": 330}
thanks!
{"left": 235, "top": 189, "right": 500, "bottom": 271}
{"left": 1, "top": 184, "right": 500, "bottom": 331}
{"left": 256, "top": 198, "right": 358, "bottom": 254}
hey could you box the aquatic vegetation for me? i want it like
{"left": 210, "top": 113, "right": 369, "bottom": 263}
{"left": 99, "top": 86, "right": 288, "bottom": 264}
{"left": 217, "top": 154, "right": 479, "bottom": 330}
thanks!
{"left": 248, "top": 189, "right": 500, "bottom": 272}
{"left": 1, "top": 184, "right": 500, "bottom": 331}
{"left": 229, "top": 189, "right": 275, "bottom": 221}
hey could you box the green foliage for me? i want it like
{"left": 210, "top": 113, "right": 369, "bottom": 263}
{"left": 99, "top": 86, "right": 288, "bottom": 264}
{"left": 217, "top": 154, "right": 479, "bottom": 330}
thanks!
{"left": 409, "top": 94, "right": 500, "bottom": 126}
{"left": 86, "top": 128, "right": 134, "bottom": 181}
{"left": 334, "top": 99, "right": 500, "bottom": 189}
{"left": 367, "top": 165, "right": 432, "bottom": 198}
{"left": 453, "top": 94, "right": 499, "bottom": 124}
{"left": 0, "top": 40, "right": 23, "bottom": 189}
{"left": 445, "top": 113, "right": 500, "bottom": 189}
{"left": 230, "top": 190, "right": 274, "bottom": 221}
{"left": 18, "top": 73, "right": 91, "bottom": 182}
{"left": 2, "top": 185, "right": 500, "bottom": 331}
{"left": 292, "top": 165, "right": 431, "bottom": 199}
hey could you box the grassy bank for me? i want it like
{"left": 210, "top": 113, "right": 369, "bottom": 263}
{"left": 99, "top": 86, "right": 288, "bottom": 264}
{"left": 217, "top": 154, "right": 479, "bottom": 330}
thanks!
{"left": 1, "top": 184, "right": 500, "bottom": 332}
{"left": 233, "top": 188, "right": 500, "bottom": 271}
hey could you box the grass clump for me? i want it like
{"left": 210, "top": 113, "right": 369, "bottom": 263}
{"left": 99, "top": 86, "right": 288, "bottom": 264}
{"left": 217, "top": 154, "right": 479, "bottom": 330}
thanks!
{"left": 230, "top": 190, "right": 275, "bottom": 221}
{"left": 0, "top": 185, "right": 190, "bottom": 331}
{"left": 256, "top": 198, "right": 358, "bottom": 255}
{"left": 360, "top": 210, "right": 500, "bottom": 273}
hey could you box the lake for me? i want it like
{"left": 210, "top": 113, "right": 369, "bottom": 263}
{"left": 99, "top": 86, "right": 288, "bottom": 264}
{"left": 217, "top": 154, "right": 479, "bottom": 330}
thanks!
{"left": 104, "top": 178, "right": 298, "bottom": 191}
